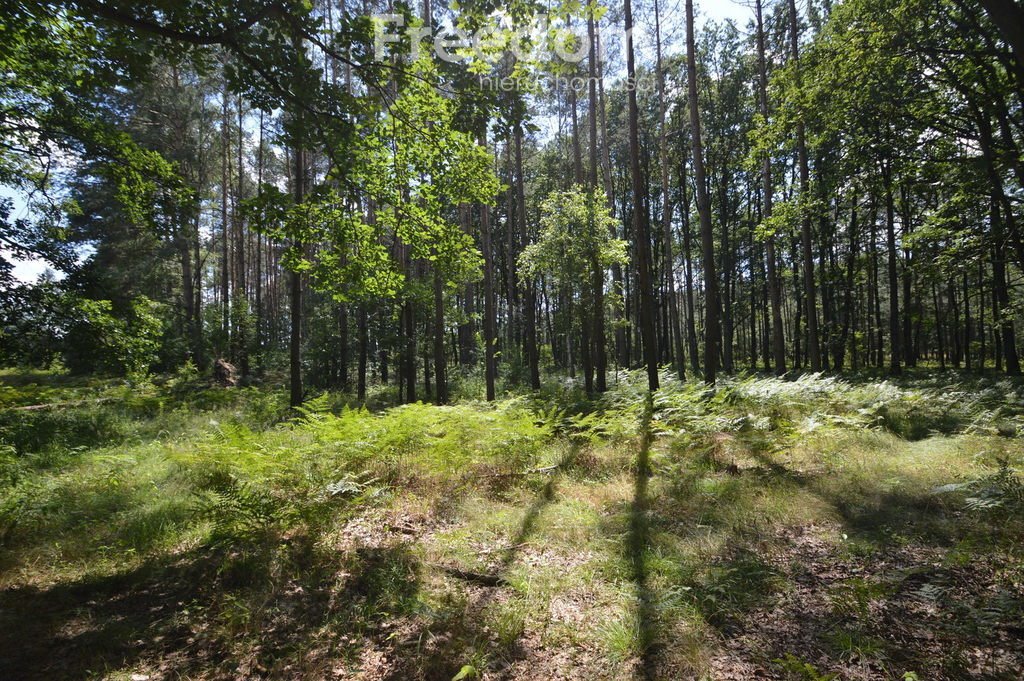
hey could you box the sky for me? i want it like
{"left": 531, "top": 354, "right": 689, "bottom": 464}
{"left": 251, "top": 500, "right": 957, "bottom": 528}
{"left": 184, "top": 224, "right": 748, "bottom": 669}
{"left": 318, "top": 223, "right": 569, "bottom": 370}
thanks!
{"left": 702, "top": 0, "right": 754, "bottom": 26}
{"left": 0, "top": 187, "right": 57, "bottom": 285}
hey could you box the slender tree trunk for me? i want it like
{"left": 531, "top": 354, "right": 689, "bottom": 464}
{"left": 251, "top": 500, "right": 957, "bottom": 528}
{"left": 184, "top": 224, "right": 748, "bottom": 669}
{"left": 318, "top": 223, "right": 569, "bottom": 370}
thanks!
{"left": 505, "top": 143, "right": 519, "bottom": 349}
{"left": 290, "top": 144, "right": 304, "bottom": 408}
{"left": 654, "top": 0, "right": 684, "bottom": 381}
{"left": 254, "top": 109, "right": 264, "bottom": 375}
{"left": 980, "top": 260, "right": 987, "bottom": 368}
{"left": 991, "top": 199, "right": 1022, "bottom": 375}
{"left": 899, "top": 188, "right": 915, "bottom": 368}
{"left": 481, "top": 198, "right": 497, "bottom": 401}
{"left": 686, "top": 0, "right": 720, "bottom": 386}
{"left": 234, "top": 98, "right": 248, "bottom": 377}
{"left": 757, "top": 0, "right": 786, "bottom": 376}
{"left": 403, "top": 298, "right": 416, "bottom": 402}
{"left": 870, "top": 209, "right": 883, "bottom": 367}
{"left": 570, "top": 75, "right": 594, "bottom": 394}
{"left": 836, "top": 193, "right": 859, "bottom": 371}
{"left": 883, "top": 162, "right": 901, "bottom": 375}
{"left": 788, "top": 0, "right": 820, "bottom": 372}
{"left": 720, "top": 184, "right": 734, "bottom": 373}
{"left": 588, "top": 10, "right": 608, "bottom": 392}
{"left": 179, "top": 233, "right": 196, "bottom": 363}
{"left": 358, "top": 305, "right": 368, "bottom": 401}
{"left": 595, "top": 29, "right": 626, "bottom": 372}
{"left": 193, "top": 212, "right": 204, "bottom": 369}
{"left": 338, "top": 304, "right": 350, "bottom": 390}
{"left": 626, "top": 0, "right": 660, "bottom": 390}
{"left": 455, "top": 207, "right": 473, "bottom": 371}
{"left": 680, "top": 149, "right": 700, "bottom": 376}
{"left": 964, "top": 271, "right": 973, "bottom": 370}
{"left": 433, "top": 266, "right": 448, "bottom": 403}
{"left": 933, "top": 281, "right": 947, "bottom": 370}
{"left": 220, "top": 80, "right": 231, "bottom": 359}
{"left": 949, "top": 280, "right": 961, "bottom": 368}
{"left": 515, "top": 124, "right": 541, "bottom": 390}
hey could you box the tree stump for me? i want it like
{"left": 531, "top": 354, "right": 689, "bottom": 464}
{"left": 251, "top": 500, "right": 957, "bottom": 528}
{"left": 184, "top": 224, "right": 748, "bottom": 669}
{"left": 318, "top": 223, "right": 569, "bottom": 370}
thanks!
{"left": 213, "top": 358, "right": 238, "bottom": 387}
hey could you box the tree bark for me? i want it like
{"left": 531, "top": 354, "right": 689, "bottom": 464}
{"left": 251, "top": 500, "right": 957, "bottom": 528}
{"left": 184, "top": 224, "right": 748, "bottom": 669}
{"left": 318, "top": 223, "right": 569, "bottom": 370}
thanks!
{"left": 686, "top": 0, "right": 720, "bottom": 386}
{"left": 515, "top": 124, "right": 541, "bottom": 390}
{"left": 883, "top": 162, "right": 901, "bottom": 375}
{"left": 788, "top": 0, "right": 821, "bottom": 372}
{"left": 991, "top": 199, "right": 1022, "bottom": 375}
{"left": 654, "top": 0, "right": 684, "bottom": 381}
{"left": 290, "top": 144, "right": 304, "bottom": 408}
{"left": 626, "top": 0, "right": 660, "bottom": 390}
{"left": 757, "top": 0, "right": 787, "bottom": 376}
{"left": 433, "top": 266, "right": 448, "bottom": 403}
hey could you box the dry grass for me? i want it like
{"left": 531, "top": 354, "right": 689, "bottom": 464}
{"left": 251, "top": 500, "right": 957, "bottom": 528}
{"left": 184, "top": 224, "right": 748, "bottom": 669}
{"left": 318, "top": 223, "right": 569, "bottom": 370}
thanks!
{"left": 1, "top": 370, "right": 1022, "bottom": 679}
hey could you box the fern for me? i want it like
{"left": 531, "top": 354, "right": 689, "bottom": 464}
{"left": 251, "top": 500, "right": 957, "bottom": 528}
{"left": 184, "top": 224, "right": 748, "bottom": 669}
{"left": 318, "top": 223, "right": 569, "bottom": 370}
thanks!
{"left": 199, "top": 472, "right": 281, "bottom": 541}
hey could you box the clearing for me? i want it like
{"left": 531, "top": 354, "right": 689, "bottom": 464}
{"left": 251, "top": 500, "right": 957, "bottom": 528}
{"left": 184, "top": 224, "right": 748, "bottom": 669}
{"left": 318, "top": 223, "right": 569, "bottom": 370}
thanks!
{"left": 1, "top": 370, "right": 1022, "bottom": 680}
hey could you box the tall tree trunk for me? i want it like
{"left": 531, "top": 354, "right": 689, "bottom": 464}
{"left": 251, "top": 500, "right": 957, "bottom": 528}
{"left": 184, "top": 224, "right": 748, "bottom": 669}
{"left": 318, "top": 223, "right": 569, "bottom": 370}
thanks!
{"left": 933, "top": 281, "right": 947, "bottom": 370}
{"left": 654, "top": 0, "right": 684, "bottom": 381}
{"left": 899, "top": 187, "right": 915, "bottom": 368}
{"left": 595, "top": 28, "right": 626, "bottom": 372}
{"left": 626, "top": 0, "right": 660, "bottom": 390}
{"left": 757, "top": 0, "right": 787, "bottom": 376}
{"left": 481, "top": 197, "right": 497, "bottom": 401}
{"left": 254, "top": 109, "right": 264, "bottom": 375}
{"left": 505, "top": 142, "right": 519, "bottom": 349}
{"left": 290, "top": 144, "right": 304, "bottom": 408}
{"left": 680, "top": 149, "right": 700, "bottom": 376}
{"left": 569, "top": 67, "right": 594, "bottom": 394}
{"left": 588, "top": 11, "right": 608, "bottom": 392}
{"left": 788, "top": 0, "right": 821, "bottom": 372}
{"left": 234, "top": 98, "right": 248, "bottom": 377}
{"left": 883, "top": 162, "right": 901, "bottom": 375}
{"left": 686, "top": 0, "right": 720, "bottom": 386}
{"left": 358, "top": 305, "right": 368, "bottom": 401}
{"left": 179, "top": 232, "right": 196, "bottom": 363}
{"left": 720, "top": 183, "right": 734, "bottom": 373}
{"left": 220, "top": 79, "right": 231, "bottom": 359}
{"left": 403, "top": 299, "right": 416, "bottom": 402}
{"left": 991, "top": 199, "right": 1022, "bottom": 375}
{"left": 836, "top": 193, "right": 860, "bottom": 370}
{"left": 433, "top": 266, "right": 448, "bottom": 403}
{"left": 515, "top": 124, "right": 541, "bottom": 390}
{"left": 458, "top": 205, "right": 474, "bottom": 369}
{"left": 338, "top": 305, "right": 350, "bottom": 390}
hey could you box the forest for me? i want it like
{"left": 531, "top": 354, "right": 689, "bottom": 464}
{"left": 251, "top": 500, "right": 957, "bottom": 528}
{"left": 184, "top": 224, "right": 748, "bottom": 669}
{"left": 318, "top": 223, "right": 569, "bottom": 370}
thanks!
{"left": 1, "top": 0, "right": 1024, "bottom": 678}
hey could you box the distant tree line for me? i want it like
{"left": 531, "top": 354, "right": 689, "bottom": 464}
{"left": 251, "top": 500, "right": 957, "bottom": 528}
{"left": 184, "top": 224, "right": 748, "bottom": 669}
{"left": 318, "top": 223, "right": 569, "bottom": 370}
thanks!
{"left": 2, "top": 0, "right": 1023, "bottom": 402}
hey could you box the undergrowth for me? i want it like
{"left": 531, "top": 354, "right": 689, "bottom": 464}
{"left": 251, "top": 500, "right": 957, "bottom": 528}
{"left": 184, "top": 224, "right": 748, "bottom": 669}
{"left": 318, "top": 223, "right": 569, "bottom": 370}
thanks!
{"left": 0, "top": 368, "right": 1021, "bottom": 680}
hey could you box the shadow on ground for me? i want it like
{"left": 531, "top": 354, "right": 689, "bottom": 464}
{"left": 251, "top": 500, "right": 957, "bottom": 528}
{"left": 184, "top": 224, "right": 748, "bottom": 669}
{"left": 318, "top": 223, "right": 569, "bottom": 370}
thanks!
{"left": 0, "top": 533, "right": 422, "bottom": 680}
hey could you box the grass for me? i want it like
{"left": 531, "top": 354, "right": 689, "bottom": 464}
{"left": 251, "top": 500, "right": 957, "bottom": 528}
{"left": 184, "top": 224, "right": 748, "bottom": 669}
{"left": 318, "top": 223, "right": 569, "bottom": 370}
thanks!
{"left": 0, "top": 368, "right": 1022, "bottom": 679}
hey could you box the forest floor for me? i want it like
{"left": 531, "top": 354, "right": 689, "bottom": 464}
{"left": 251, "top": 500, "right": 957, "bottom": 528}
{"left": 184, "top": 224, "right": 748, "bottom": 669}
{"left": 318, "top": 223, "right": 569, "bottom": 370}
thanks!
{"left": 1, "top": 368, "right": 1023, "bottom": 680}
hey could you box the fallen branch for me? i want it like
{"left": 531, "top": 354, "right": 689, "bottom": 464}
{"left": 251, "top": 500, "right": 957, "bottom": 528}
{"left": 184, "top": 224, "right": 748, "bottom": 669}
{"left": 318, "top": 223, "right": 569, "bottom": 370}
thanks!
{"left": 7, "top": 397, "right": 115, "bottom": 412}
{"left": 431, "top": 563, "right": 510, "bottom": 587}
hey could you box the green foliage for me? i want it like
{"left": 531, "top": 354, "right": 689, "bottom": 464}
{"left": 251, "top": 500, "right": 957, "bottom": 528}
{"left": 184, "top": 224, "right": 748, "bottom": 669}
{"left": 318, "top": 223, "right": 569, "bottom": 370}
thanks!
{"left": 934, "top": 456, "right": 1024, "bottom": 516}
{"left": 519, "top": 187, "right": 626, "bottom": 287}
{"left": 63, "top": 295, "right": 164, "bottom": 377}
{"left": 1, "top": 369, "right": 1023, "bottom": 677}
{"left": 773, "top": 653, "right": 837, "bottom": 681}
{"left": 0, "top": 402, "right": 128, "bottom": 457}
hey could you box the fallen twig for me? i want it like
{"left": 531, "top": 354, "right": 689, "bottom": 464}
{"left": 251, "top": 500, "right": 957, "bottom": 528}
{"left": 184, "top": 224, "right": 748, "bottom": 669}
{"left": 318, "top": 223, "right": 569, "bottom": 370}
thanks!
{"left": 431, "top": 563, "right": 510, "bottom": 587}
{"left": 7, "top": 397, "right": 115, "bottom": 412}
